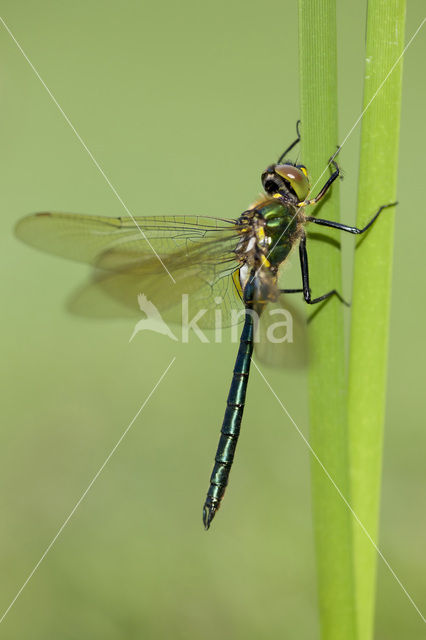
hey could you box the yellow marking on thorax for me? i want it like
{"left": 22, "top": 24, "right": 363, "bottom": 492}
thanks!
{"left": 232, "top": 269, "right": 243, "bottom": 299}
{"left": 255, "top": 226, "right": 271, "bottom": 268}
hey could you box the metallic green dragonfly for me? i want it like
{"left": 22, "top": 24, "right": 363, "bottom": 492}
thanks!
{"left": 15, "top": 124, "right": 394, "bottom": 529}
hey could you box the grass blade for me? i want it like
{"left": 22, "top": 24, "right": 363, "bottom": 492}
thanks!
{"left": 298, "top": 1, "right": 356, "bottom": 637}
{"left": 347, "top": 2, "right": 406, "bottom": 638}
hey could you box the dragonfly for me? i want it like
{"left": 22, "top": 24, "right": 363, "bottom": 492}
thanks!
{"left": 15, "top": 123, "right": 395, "bottom": 529}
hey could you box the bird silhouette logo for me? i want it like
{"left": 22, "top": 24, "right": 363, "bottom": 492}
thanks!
{"left": 129, "top": 294, "right": 178, "bottom": 343}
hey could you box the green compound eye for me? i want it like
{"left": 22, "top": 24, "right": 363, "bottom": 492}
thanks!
{"left": 274, "top": 164, "right": 310, "bottom": 201}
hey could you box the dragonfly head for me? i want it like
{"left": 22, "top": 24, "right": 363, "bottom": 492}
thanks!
{"left": 261, "top": 163, "right": 310, "bottom": 202}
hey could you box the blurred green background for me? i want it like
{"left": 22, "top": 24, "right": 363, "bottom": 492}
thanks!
{"left": 1, "top": 1, "right": 425, "bottom": 637}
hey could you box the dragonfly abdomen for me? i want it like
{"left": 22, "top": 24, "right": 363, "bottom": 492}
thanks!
{"left": 202, "top": 309, "right": 254, "bottom": 530}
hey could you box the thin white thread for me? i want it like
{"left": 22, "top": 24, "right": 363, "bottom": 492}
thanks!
{"left": 310, "top": 15, "right": 426, "bottom": 194}
{"left": 0, "top": 358, "right": 176, "bottom": 625}
{"left": 0, "top": 16, "right": 176, "bottom": 284}
{"left": 252, "top": 359, "right": 426, "bottom": 625}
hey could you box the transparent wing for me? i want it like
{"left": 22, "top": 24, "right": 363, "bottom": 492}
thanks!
{"left": 68, "top": 262, "right": 243, "bottom": 329}
{"left": 15, "top": 212, "right": 246, "bottom": 327}
{"left": 15, "top": 212, "right": 242, "bottom": 272}
{"left": 254, "top": 296, "right": 308, "bottom": 368}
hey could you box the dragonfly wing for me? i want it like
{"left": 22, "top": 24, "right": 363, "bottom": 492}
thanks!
{"left": 254, "top": 296, "right": 308, "bottom": 368}
{"left": 68, "top": 261, "right": 244, "bottom": 329}
{"left": 15, "top": 212, "right": 242, "bottom": 271}
{"left": 16, "top": 211, "right": 245, "bottom": 327}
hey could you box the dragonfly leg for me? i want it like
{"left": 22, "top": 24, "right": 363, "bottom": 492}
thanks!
{"left": 279, "top": 288, "right": 304, "bottom": 294}
{"left": 297, "top": 147, "right": 341, "bottom": 208}
{"left": 305, "top": 202, "right": 397, "bottom": 234}
{"left": 277, "top": 120, "right": 301, "bottom": 163}
{"left": 292, "top": 233, "right": 350, "bottom": 306}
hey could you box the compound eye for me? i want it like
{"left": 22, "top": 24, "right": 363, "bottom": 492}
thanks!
{"left": 274, "top": 164, "right": 310, "bottom": 201}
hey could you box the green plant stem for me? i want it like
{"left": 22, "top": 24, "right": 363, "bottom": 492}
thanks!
{"left": 298, "top": 2, "right": 356, "bottom": 638}
{"left": 347, "top": 2, "right": 406, "bottom": 639}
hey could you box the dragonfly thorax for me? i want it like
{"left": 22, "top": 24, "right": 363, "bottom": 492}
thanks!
{"left": 234, "top": 195, "right": 303, "bottom": 312}
{"left": 237, "top": 197, "right": 302, "bottom": 269}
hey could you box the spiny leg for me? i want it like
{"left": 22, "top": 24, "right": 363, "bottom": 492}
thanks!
{"left": 305, "top": 202, "right": 397, "bottom": 234}
{"left": 297, "top": 147, "right": 341, "bottom": 208}
{"left": 281, "top": 203, "right": 397, "bottom": 305}
{"left": 279, "top": 288, "right": 304, "bottom": 294}
{"left": 280, "top": 233, "right": 349, "bottom": 306}
{"left": 277, "top": 120, "right": 301, "bottom": 163}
